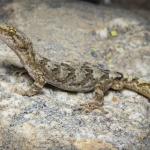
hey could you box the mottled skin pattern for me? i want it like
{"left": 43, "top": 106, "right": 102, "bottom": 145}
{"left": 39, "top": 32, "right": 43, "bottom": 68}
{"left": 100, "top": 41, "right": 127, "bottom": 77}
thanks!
{"left": 0, "top": 24, "right": 149, "bottom": 112}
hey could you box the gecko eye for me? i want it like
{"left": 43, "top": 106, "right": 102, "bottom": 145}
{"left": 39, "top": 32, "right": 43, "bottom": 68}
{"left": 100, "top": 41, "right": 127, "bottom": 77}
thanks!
{"left": 6, "top": 25, "right": 16, "bottom": 35}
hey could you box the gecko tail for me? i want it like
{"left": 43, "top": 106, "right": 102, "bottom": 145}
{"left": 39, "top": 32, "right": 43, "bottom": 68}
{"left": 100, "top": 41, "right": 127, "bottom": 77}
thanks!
{"left": 123, "top": 78, "right": 150, "bottom": 100}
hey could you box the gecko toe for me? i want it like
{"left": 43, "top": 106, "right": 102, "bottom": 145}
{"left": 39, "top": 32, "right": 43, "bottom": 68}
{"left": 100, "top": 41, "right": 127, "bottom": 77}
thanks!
{"left": 13, "top": 68, "right": 27, "bottom": 77}
{"left": 74, "top": 101, "right": 104, "bottom": 113}
{"left": 12, "top": 86, "right": 26, "bottom": 96}
{"left": 12, "top": 86, "right": 36, "bottom": 96}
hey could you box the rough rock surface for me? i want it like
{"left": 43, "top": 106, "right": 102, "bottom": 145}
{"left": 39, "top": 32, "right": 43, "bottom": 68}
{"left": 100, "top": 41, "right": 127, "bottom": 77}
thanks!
{"left": 0, "top": 0, "right": 150, "bottom": 150}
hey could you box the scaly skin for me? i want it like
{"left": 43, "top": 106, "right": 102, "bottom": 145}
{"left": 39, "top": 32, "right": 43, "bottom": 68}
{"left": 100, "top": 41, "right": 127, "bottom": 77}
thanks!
{"left": 0, "top": 24, "right": 149, "bottom": 112}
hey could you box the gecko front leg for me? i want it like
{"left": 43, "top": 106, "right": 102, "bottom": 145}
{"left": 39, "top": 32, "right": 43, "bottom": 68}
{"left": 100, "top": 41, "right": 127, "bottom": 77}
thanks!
{"left": 13, "top": 75, "right": 46, "bottom": 96}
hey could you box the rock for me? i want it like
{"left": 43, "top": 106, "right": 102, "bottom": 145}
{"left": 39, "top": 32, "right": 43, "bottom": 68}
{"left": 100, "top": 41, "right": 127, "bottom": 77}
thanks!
{"left": 73, "top": 139, "right": 117, "bottom": 150}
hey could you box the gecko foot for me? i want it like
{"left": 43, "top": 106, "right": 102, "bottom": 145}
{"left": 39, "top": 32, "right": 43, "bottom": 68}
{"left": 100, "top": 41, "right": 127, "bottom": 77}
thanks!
{"left": 12, "top": 86, "right": 39, "bottom": 96}
{"left": 12, "top": 79, "right": 45, "bottom": 96}
{"left": 75, "top": 101, "right": 104, "bottom": 113}
{"left": 13, "top": 68, "right": 27, "bottom": 77}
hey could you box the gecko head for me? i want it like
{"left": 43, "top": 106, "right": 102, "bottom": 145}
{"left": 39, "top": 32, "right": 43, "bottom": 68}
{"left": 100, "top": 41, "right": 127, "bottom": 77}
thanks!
{"left": 0, "top": 24, "right": 31, "bottom": 51}
{"left": 0, "top": 24, "right": 17, "bottom": 37}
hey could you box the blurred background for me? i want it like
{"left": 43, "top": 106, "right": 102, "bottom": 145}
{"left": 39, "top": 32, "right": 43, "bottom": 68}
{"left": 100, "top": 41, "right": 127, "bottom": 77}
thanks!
{"left": 85, "top": 0, "right": 150, "bottom": 9}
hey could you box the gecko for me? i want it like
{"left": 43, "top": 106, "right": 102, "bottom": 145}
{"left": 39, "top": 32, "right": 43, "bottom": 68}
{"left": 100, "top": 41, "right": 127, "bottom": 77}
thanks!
{"left": 0, "top": 24, "right": 149, "bottom": 112}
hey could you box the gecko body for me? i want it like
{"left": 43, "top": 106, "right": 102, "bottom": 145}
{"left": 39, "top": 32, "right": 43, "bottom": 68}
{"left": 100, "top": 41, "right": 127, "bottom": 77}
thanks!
{"left": 0, "top": 24, "right": 149, "bottom": 112}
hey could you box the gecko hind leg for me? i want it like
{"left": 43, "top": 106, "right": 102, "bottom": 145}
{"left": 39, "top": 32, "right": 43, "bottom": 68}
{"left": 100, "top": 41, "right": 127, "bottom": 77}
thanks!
{"left": 76, "top": 85, "right": 105, "bottom": 113}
